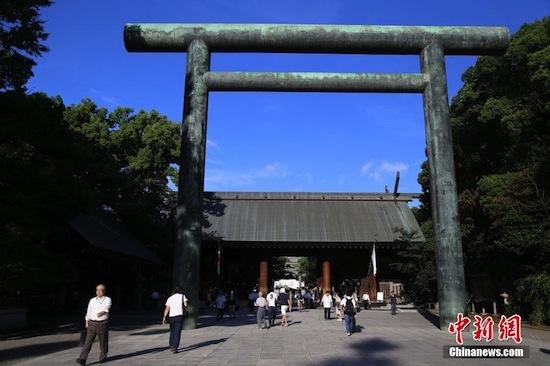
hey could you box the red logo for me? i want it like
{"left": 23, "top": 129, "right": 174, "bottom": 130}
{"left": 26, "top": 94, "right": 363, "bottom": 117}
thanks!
{"left": 472, "top": 314, "right": 494, "bottom": 342}
{"left": 448, "top": 313, "right": 471, "bottom": 345}
{"left": 498, "top": 314, "right": 522, "bottom": 344}
{"left": 448, "top": 313, "right": 523, "bottom": 344}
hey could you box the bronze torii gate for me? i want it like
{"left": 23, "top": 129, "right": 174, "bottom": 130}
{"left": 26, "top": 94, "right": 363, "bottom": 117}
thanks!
{"left": 124, "top": 23, "right": 509, "bottom": 330}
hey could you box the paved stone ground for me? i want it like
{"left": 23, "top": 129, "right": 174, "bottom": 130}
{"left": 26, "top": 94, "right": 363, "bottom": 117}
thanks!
{"left": 2, "top": 308, "right": 549, "bottom": 366}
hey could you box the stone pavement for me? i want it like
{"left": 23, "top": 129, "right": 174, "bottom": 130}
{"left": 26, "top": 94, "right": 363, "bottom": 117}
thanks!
{"left": 3, "top": 308, "right": 549, "bottom": 366}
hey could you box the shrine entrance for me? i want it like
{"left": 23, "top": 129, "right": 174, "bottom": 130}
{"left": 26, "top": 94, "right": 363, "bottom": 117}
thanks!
{"left": 124, "top": 23, "right": 509, "bottom": 329}
{"left": 199, "top": 191, "right": 423, "bottom": 309}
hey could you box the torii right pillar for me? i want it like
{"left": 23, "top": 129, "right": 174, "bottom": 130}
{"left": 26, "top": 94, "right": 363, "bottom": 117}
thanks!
{"left": 421, "top": 42, "right": 467, "bottom": 329}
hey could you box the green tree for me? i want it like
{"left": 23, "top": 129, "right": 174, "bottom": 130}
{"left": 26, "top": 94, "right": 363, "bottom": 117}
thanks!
{"left": 390, "top": 225, "right": 437, "bottom": 304}
{"left": 0, "top": 93, "right": 181, "bottom": 299}
{"left": 297, "top": 257, "right": 317, "bottom": 286}
{"left": 0, "top": 0, "right": 51, "bottom": 91}
{"left": 413, "top": 17, "right": 550, "bottom": 322}
{"left": 271, "top": 257, "right": 293, "bottom": 280}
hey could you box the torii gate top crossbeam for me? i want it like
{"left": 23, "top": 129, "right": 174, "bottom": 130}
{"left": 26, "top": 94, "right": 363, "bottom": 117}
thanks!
{"left": 124, "top": 23, "right": 509, "bottom": 55}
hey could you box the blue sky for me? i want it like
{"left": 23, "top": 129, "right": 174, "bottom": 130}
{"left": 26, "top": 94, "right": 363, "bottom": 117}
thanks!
{"left": 28, "top": 0, "right": 548, "bottom": 194}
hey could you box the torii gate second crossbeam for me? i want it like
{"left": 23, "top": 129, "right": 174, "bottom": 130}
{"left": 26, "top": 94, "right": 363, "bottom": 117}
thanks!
{"left": 123, "top": 23, "right": 510, "bottom": 330}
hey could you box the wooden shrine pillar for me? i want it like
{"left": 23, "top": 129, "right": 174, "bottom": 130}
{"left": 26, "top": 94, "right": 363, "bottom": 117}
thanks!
{"left": 259, "top": 260, "right": 269, "bottom": 294}
{"left": 368, "top": 273, "right": 377, "bottom": 302}
{"left": 322, "top": 260, "right": 331, "bottom": 292}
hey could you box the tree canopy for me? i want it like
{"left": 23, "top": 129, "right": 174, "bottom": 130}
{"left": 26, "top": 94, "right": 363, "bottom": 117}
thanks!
{"left": 0, "top": 0, "right": 51, "bottom": 91}
{"left": 0, "top": 92, "right": 181, "bottom": 292}
{"left": 398, "top": 17, "right": 550, "bottom": 324}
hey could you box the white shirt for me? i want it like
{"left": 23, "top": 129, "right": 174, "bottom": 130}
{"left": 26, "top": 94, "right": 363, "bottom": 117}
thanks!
{"left": 165, "top": 293, "right": 188, "bottom": 317}
{"left": 321, "top": 294, "right": 333, "bottom": 308}
{"left": 255, "top": 297, "right": 267, "bottom": 308}
{"left": 362, "top": 293, "right": 370, "bottom": 301}
{"left": 85, "top": 296, "right": 112, "bottom": 321}
{"left": 341, "top": 296, "right": 357, "bottom": 309}
{"left": 266, "top": 292, "right": 277, "bottom": 307}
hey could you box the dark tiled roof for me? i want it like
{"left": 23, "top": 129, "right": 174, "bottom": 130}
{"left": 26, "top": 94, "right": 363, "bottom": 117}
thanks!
{"left": 69, "top": 212, "right": 161, "bottom": 264}
{"left": 202, "top": 191, "right": 424, "bottom": 244}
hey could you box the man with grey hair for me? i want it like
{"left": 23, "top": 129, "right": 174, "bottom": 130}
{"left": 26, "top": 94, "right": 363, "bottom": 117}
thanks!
{"left": 254, "top": 291, "right": 269, "bottom": 329}
{"left": 76, "top": 284, "right": 112, "bottom": 364}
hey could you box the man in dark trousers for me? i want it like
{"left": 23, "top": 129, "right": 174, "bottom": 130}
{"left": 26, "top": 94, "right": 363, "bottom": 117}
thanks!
{"left": 76, "top": 284, "right": 111, "bottom": 364}
{"left": 390, "top": 291, "right": 398, "bottom": 315}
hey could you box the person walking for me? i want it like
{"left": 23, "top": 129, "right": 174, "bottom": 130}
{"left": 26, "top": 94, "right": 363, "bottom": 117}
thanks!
{"left": 295, "top": 291, "right": 304, "bottom": 312}
{"left": 390, "top": 291, "right": 398, "bottom": 315}
{"left": 341, "top": 291, "right": 357, "bottom": 336}
{"left": 215, "top": 291, "right": 227, "bottom": 320}
{"left": 334, "top": 292, "right": 342, "bottom": 321}
{"left": 248, "top": 289, "right": 258, "bottom": 313}
{"left": 320, "top": 291, "right": 333, "bottom": 320}
{"left": 362, "top": 292, "right": 371, "bottom": 310}
{"left": 255, "top": 292, "right": 269, "bottom": 329}
{"left": 76, "top": 284, "right": 112, "bottom": 365}
{"left": 227, "top": 290, "right": 237, "bottom": 318}
{"left": 278, "top": 288, "right": 291, "bottom": 327}
{"left": 162, "top": 287, "right": 188, "bottom": 354}
{"left": 266, "top": 289, "right": 278, "bottom": 326}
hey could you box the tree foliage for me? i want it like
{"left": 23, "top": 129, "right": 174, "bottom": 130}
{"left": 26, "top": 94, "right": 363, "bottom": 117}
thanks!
{"left": 411, "top": 18, "right": 550, "bottom": 323}
{"left": 297, "top": 257, "right": 317, "bottom": 286}
{"left": 0, "top": 92, "right": 180, "bottom": 293}
{"left": 389, "top": 225, "right": 437, "bottom": 304}
{"left": 0, "top": 0, "right": 51, "bottom": 91}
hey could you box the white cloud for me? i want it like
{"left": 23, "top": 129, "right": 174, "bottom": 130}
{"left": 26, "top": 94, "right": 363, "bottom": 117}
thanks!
{"left": 369, "top": 171, "right": 383, "bottom": 181}
{"left": 360, "top": 162, "right": 373, "bottom": 175}
{"left": 360, "top": 161, "right": 409, "bottom": 182}
{"left": 205, "top": 162, "right": 289, "bottom": 189}
{"left": 380, "top": 161, "right": 409, "bottom": 173}
{"left": 89, "top": 87, "right": 119, "bottom": 106}
{"left": 207, "top": 139, "right": 220, "bottom": 150}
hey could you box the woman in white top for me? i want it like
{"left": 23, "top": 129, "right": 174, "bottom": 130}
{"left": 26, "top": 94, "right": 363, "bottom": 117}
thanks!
{"left": 163, "top": 287, "right": 188, "bottom": 353}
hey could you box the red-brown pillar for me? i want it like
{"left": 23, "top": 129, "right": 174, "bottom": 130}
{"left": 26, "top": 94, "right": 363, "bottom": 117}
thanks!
{"left": 259, "top": 260, "right": 269, "bottom": 294}
{"left": 322, "top": 260, "right": 331, "bottom": 292}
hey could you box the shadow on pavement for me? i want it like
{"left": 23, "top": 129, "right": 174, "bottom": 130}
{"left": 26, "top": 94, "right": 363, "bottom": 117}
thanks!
{"left": 0, "top": 340, "right": 79, "bottom": 362}
{"left": 129, "top": 328, "right": 169, "bottom": 336}
{"left": 197, "top": 311, "right": 257, "bottom": 328}
{"left": 178, "top": 338, "right": 227, "bottom": 352}
{"left": 316, "top": 337, "right": 400, "bottom": 366}
{"left": 89, "top": 346, "right": 170, "bottom": 364}
{"left": 416, "top": 308, "right": 440, "bottom": 329}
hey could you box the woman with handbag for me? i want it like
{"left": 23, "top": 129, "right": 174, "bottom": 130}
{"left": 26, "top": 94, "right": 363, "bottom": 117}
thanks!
{"left": 163, "top": 287, "right": 188, "bottom": 353}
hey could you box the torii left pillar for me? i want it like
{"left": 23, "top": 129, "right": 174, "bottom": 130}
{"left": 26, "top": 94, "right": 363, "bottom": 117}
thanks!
{"left": 174, "top": 39, "right": 210, "bottom": 330}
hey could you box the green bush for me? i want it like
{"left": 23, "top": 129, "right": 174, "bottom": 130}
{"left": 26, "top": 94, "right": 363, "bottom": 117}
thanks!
{"left": 514, "top": 273, "right": 550, "bottom": 325}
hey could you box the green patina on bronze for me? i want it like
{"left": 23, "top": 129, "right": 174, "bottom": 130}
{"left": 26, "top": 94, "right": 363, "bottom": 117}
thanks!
{"left": 204, "top": 72, "right": 429, "bottom": 92}
{"left": 123, "top": 22, "right": 509, "bottom": 330}
{"left": 124, "top": 23, "right": 509, "bottom": 55}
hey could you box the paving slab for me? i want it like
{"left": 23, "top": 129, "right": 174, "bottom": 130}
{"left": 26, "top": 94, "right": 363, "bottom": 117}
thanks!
{"left": 1, "top": 308, "right": 549, "bottom": 365}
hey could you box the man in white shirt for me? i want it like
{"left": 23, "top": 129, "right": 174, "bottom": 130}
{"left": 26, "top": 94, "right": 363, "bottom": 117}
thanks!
{"left": 362, "top": 292, "right": 371, "bottom": 310}
{"left": 266, "top": 289, "right": 278, "bottom": 326}
{"left": 341, "top": 293, "right": 358, "bottom": 336}
{"left": 163, "top": 287, "right": 188, "bottom": 353}
{"left": 255, "top": 292, "right": 269, "bottom": 329}
{"left": 76, "top": 284, "right": 112, "bottom": 364}
{"left": 320, "top": 291, "right": 333, "bottom": 320}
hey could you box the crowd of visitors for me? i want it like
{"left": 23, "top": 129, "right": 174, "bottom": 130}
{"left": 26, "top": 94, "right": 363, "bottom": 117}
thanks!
{"left": 75, "top": 283, "right": 398, "bottom": 364}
